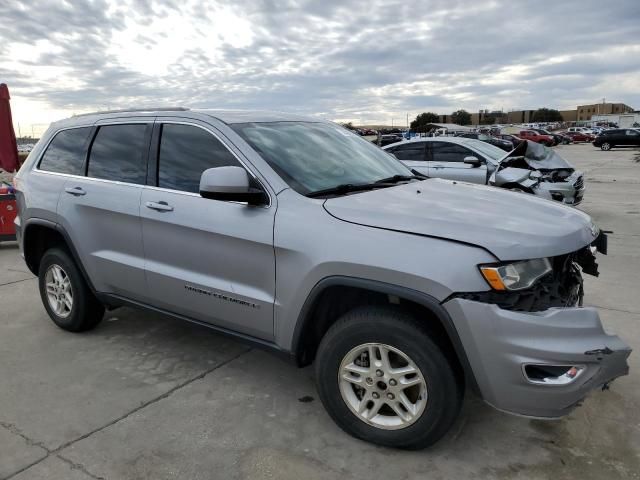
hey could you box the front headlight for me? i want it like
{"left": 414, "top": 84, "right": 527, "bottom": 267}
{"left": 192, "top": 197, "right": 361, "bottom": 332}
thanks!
{"left": 479, "top": 258, "right": 552, "bottom": 291}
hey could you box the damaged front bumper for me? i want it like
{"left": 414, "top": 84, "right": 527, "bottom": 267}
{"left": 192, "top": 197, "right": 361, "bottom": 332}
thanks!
{"left": 532, "top": 171, "right": 585, "bottom": 206}
{"left": 443, "top": 298, "right": 631, "bottom": 418}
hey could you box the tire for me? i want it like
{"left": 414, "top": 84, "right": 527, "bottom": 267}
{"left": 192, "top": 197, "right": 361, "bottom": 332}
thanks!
{"left": 38, "top": 247, "right": 104, "bottom": 332}
{"left": 315, "top": 306, "right": 463, "bottom": 449}
{"left": 600, "top": 142, "right": 611, "bottom": 151}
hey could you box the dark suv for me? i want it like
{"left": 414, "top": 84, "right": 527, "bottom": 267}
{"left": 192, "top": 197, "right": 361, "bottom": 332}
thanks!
{"left": 593, "top": 129, "right": 640, "bottom": 150}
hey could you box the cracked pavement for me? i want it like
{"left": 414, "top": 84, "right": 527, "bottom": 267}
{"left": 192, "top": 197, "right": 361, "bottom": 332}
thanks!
{"left": 1, "top": 144, "right": 639, "bottom": 479}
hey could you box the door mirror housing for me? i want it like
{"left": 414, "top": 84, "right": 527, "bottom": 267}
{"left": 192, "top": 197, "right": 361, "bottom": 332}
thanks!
{"left": 199, "top": 166, "right": 267, "bottom": 205}
{"left": 463, "top": 156, "right": 482, "bottom": 167}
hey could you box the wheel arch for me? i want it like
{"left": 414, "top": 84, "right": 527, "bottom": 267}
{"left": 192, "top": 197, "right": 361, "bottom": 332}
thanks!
{"left": 22, "top": 219, "right": 97, "bottom": 293}
{"left": 291, "top": 276, "right": 479, "bottom": 392}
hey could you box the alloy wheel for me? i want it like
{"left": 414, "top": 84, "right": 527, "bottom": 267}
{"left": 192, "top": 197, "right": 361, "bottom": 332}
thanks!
{"left": 45, "top": 264, "right": 73, "bottom": 318}
{"left": 601, "top": 143, "right": 611, "bottom": 151}
{"left": 338, "top": 343, "right": 427, "bottom": 430}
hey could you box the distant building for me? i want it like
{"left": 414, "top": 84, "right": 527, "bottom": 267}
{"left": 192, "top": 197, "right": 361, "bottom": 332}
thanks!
{"left": 506, "top": 110, "right": 536, "bottom": 124}
{"left": 576, "top": 103, "right": 634, "bottom": 121}
{"left": 401, "top": 101, "right": 635, "bottom": 130}
{"left": 591, "top": 113, "right": 640, "bottom": 128}
{"left": 559, "top": 110, "right": 577, "bottom": 122}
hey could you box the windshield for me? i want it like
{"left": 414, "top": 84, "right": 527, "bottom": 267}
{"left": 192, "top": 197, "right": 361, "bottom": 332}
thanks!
{"left": 231, "top": 122, "right": 410, "bottom": 195}
{"left": 463, "top": 138, "right": 508, "bottom": 162}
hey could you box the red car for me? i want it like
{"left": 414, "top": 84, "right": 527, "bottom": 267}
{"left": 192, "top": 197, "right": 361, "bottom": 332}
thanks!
{"left": 563, "top": 131, "right": 595, "bottom": 142}
{"left": 0, "top": 184, "right": 17, "bottom": 242}
{"left": 518, "top": 130, "right": 555, "bottom": 146}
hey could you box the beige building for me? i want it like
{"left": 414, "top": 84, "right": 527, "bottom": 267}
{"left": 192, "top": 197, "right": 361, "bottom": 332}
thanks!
{"left": 576, "top": 103, "right": 634, "bottom": 121}
{"left": 559, "top": 110, "right": 577, "bottom": 122}
{"left": 416, "top": 102, "right": 634, "bottom": 128}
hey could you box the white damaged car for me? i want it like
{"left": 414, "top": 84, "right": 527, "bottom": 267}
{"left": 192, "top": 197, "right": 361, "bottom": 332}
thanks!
{"left": 384, "top": 137, "right": 585, "bottom": 205}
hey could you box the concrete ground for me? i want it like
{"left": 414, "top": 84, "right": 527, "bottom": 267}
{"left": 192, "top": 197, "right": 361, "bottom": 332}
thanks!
{"left": 1, "top": 143, "right": 639, "bottom": 480}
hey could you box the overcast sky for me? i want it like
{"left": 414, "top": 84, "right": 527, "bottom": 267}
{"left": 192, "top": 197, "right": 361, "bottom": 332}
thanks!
{"left": 1, "top": 0, "right": 639, "bottom": 135}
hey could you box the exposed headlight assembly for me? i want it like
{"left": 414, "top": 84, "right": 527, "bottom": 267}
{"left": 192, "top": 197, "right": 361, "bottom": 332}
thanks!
{"left": 479, "top": 258, "right": 552, "bottom": 291}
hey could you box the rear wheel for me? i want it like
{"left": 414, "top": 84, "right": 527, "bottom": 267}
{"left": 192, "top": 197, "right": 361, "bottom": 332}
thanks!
{"left": 38, "top": 248, "right": 104, "bottom": 332}
{"left": 315, "top": 306, "right": 463, "bottom": 449}
{"left": 600, "top": 142, "right": 612, "bottom": 151}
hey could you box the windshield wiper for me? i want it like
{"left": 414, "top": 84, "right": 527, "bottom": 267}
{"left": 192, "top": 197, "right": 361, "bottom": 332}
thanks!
{"left": 306, "top": 183, "right": 390, "bottom": 198}
{"left": 375, "top": 173, "right": 426, "bottom": 184}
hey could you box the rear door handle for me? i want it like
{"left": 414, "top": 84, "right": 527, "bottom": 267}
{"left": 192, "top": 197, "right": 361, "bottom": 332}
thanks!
{"left": 64, "top": 186, "right": 86, "bottom": 196}
{"left": 145, "top": 201, "right": 174, "bottom": 212}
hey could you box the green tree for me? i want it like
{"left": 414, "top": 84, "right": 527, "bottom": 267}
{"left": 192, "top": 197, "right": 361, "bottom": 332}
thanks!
{"left": 532, "top": 108, "right": 563, "bottom": 123}
{"left": 340, "top": 122, "right": 356, "bottom": 130}
{"left": 451, "top": 109, "right": 471, "bottom": 125}
{"left": 410, "top": 112, "right": 440, "bottom": 132}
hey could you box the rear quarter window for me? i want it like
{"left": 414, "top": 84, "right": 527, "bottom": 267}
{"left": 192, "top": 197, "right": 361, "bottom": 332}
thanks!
{"left": 38, "top": 127, "right": 92, "bottom": 175}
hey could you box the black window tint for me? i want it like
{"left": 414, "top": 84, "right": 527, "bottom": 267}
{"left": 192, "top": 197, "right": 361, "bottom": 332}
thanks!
{"left": 430, "top": 142, "right": 472, "bottom": 163}
{"left": 390, "top": 143, "right": 425, "bottom": 161}
{"left": 39, "top": 127, "right": 91, "bottom": 175}
{"left": 88, "top": 125, "right": 147, "bottom": 184}
{"left": 158, "top": 124, "right": 241, "bottom": 193}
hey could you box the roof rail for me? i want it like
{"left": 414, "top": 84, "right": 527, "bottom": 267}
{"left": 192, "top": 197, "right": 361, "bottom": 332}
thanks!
{"left": 72, "top": 107, "right": 190, "bottom": 118}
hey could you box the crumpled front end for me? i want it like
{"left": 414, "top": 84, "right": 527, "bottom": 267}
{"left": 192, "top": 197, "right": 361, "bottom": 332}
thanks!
{"left": 490, "top": 140, "right": 585, "bottom": 205}
{"left": 490, "top": 161, "right": 584, "bottom": 205}
{"left": 532, "top": 170, "right": 585, "bottom": 205}
{"left": 443, "top": 240, "right": 631, "bottom": 418}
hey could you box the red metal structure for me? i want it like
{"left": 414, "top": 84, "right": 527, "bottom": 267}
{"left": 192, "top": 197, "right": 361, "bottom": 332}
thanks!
{"left": 0, "top": 83, "right": 19, "bottom": 240}
{"left": 0, "top": 83, "right": 20, "bottom": 173}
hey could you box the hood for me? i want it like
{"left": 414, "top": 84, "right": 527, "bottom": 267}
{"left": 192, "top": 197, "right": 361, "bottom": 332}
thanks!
{"left": 323, "top": 179, "right": 597, "bottom": 261}
{"left": 502, "top": 140, "right": 573, "bottom": 170}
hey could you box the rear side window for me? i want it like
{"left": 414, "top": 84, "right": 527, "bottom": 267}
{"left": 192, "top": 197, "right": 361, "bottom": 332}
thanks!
{"left": 389, "top": 143, "right": 425, "bottom": 161}
{"left": 157, "top": 124, "right": 241, "bottom": 193}
{"left": 87, "top": 125, "right": 148, "bottom": 184}
{"left": 38, "top": 127, "right": 91, "bottom": 175}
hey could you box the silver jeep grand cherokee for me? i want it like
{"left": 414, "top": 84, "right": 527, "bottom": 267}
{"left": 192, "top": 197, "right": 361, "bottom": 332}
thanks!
{"left": 14, "top": 108, "right": 630, "bottom": 449}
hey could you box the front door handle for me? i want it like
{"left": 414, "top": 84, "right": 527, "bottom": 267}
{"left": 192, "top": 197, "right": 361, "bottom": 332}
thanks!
{"left": 64, "top": 186, "right": 86, "bottom": 196}
{"left": 145, "top": 201, "right": 174, "bottom": 212}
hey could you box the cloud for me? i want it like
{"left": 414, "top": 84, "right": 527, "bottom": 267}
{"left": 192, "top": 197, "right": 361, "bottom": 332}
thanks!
{"left": 1, "top": 0, "right": 639, "bottom": 131}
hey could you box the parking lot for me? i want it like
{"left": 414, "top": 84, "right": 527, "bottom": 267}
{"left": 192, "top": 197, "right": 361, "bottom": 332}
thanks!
{"left": 0, "top": 143, "right": 638, "bottom": 480}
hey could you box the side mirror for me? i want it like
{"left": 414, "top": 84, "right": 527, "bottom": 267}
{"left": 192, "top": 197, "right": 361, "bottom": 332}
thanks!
{"left": 463, "top": 156, "right": 482, "bottom": 167}
{"left": 199, "top": 166, "right": 267, "bottom": 205}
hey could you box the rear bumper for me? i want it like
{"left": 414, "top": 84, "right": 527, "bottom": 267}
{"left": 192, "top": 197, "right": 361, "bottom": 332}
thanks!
{"left": 443, "top": 298, "right": 631, "bottom": 418}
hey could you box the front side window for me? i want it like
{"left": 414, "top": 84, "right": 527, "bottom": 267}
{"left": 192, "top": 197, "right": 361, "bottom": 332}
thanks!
{"left": 389, "top": 142, "right": 425, "bottom": 161}
{"left": 158, "top": 124, "right": 241, "bottom": 193}
{"left": 38, "top": 127, "right": 91, "bottom": 175}
{"left": 430, "top": 142, "right": 473, "bottom": 163}
{"left": 87, "top": 124, "right": 148, "bottom": 184}
{"left": 231, "top": 122, "right": 409, "bottom": 195}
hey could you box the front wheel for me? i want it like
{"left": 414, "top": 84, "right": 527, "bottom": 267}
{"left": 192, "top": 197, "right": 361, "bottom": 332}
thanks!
{"left": 600, "top": 142, "right": 612, "bottom": 151}
{"left": 315, "top": 306, "right": 463, "bottom": 449}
